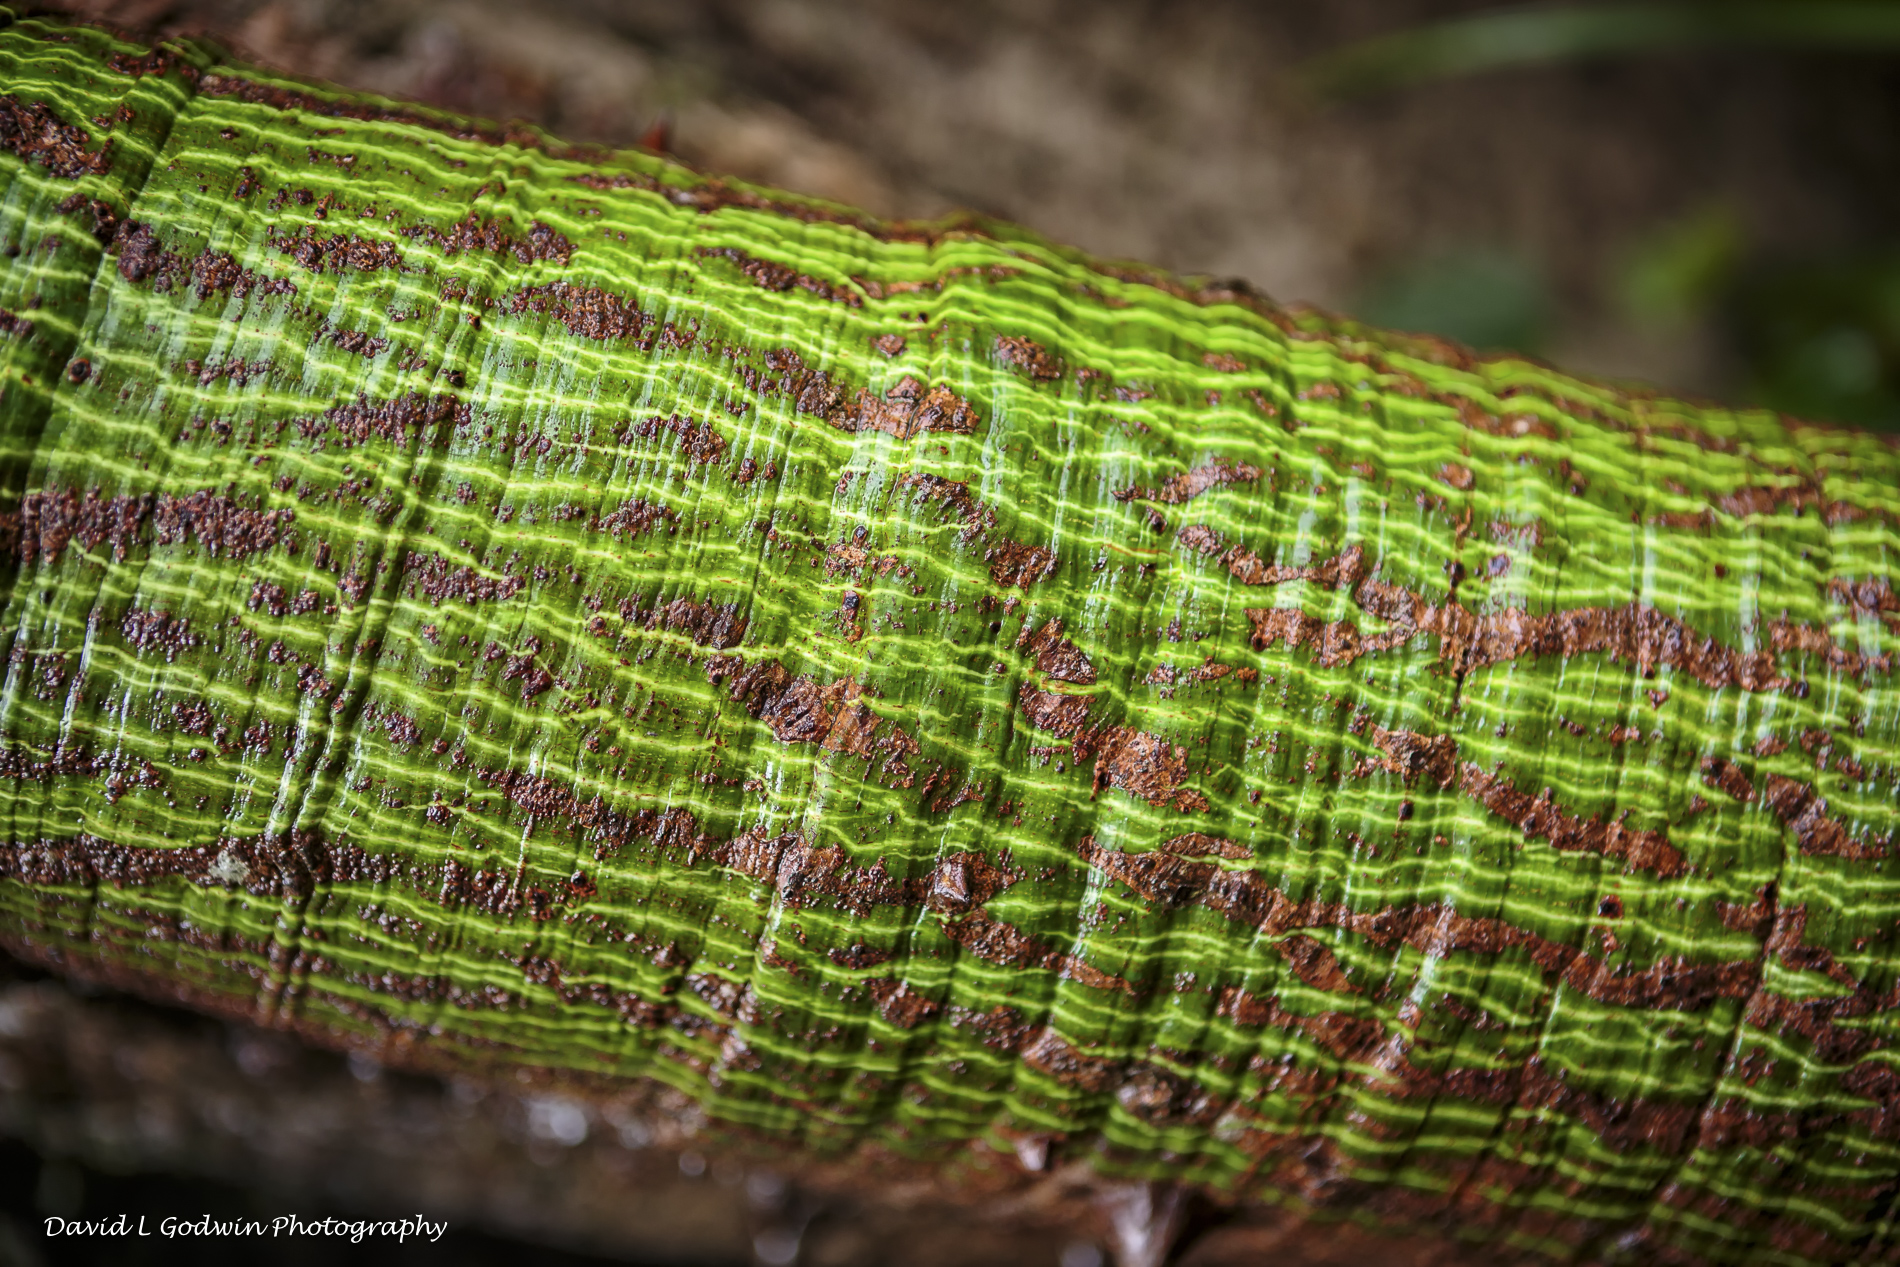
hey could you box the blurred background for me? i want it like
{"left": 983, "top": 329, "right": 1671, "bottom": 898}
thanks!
{"left": 8, "top": 1, "right": 1900, "bottom": 1264}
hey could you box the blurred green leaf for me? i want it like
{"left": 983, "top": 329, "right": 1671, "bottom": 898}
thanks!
{"left": 1300, "top": 1, "right": 1900, "bottom": 101}
{"left": 1355, "top": 246, "right": 1550, "bottom": 353}
{"left": 1618, "top": 204, "right": 1744, "bottom": 328}
{"left": 1727, "top": 251, "right": 1900, "bottom": 428}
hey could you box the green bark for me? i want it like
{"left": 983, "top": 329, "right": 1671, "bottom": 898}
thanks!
{"left": 0, "top": 11, "right": 1894, "bottom": 1263}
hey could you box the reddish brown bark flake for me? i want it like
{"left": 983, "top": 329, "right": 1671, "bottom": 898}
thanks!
{"left": 1074, "top": 725, "right": 1209, "bottom": 813}
{"left": 696, "top": 246, "right": 861, "bottom": 306}
{"left": 270, "top": 229, "right": 406, "bottom": 273}
{"left": 0, "top": 94, "right": 110, "bottom": 178}
{"left": 831, "top": 376, "right": 978, "bottom": 439}
{"left": 1015, "top": 618, "right": 1097, "bottom": 684}
{"left": 865, "top": 978, "right": 939, "bottom": 1028}
{"left": 986, "top": 539, "right": 1057, "bottom": 589}
{"left": 1116, "top": 458, "right": 1263, "bottom": 506}
{"left": 506, "top": 281, "right": 650, "bottom": 343}
{"left": 1701, "top": 756, "right": 1757, "bottom": 804}
{"left": 630, "top": 414, "right": 727, "bottom": 464}
{"left": 1763, "top": 775, "right": 1888, "bottom": 861}
{"left": 404, "top": 213, "right": 572, "bottom": 265}
{"left": 1457, "top": 764, "right": 1689, "bottom": 878}
{"left": 403, "top": 552, "right": 526, "bottom": 606}
{"left": 993, "top": 335, "right": 1062, "bottom": 381}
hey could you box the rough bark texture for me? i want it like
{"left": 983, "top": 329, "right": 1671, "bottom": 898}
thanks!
{"left": 0, "top": 11, "right": 1894, "bottom": 1265}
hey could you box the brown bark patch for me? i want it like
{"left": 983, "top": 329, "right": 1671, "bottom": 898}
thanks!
{"left": 119, "top": 606, "right": 199, "bottom": 660}
{"left": 295, "top": 392, "right": 468, "bottom": 452}
{"left": 1276, "top": 934, "right": 1361, "bottom": 994}
{"left": 647, "top": 596, "right": 747, "bottom": 650}
{"left": 986, "top": 538, "right": 1057, "bottom": 589}
{"left": 113, "top": 225, "right": 290, "bottom": 301}
{"left": 246, "top": 580, "right": 323, "bottom": 618}
{"left": 1352, "top": 726, "right": 1460, "bottom": 789}
{"left": 1115, "top": 458, "right": 1262, "bottom": 505}
{"left": 898, "top": 473, "right": 995, "bottom": 538}
{"left": 366, "top": 705, "right": 422, "bottom": 749}
{"left": 1458, "top": 764, "right": 1689, "bottom": 877}
{"left": 940, "top": 910, "right": 1058, "bottom": 969}
{"left": 1400, "top": 1056, "right": 1713, "bottom": 1158}
{"left": 822, "top": 541, "right": 905, "bottom": 580}
{"left": 709, "top": 654, "right": 792, "bottom": 714}
{"left": 1371, "top": 582, "right": 1787, "bottom": 691}
{"left": 1157, "top": 832, "right": 1251, "bottom": 861}
{"left": 1766, "top": 618, "right": 1891, "bottom": 677}
{"left": 187, "top": 249, "right": 297, "bottom": 300}
{"left": 1716, "top": 885, "right": 1778, "bottom": 938}
{"left": 1246, "top": 607, "right": 1413, "bottom": 668}
{"left": 1015, "top": 618, "right": 1096, "bottom": 684}
{"left": 709, "top": 658, "right": 917, "bottom": 777}
{"left": 1828, "top": 575, "right": 1900, "bottom": 621}
{"left": 505, "top": 282, "right": 651, "bottom": 343}
{"left": 1183, "top": 534, "right": 1368, "bottom": 590}
{"left": 828, "top": 942, "right": 893, "bottom": 970}
{"left": 707, "top": 828, "right": 914, "bottom": 917}
{"left": 1212, "top": 537, "right": 1803, "bottom": 692}
{"left": 111, "top": 221, "right": 170, "bottom": 285}
{"left": 0, "top": 488, "right": 292, "bottom": 567}
{"left": 593, "top": 497, "right": 678, "bottom": 539}
{"left": 630, "top": 414, "right": 727, "bottom": 464}
{"left": 993, "top": 335, "right": 1062, "bottom": 381}
{"left": 0, "top": 827, "right": 396, "bottom": 902}
{"left": 695, "top": 246, "right": 861, "bottom": 306}
{"left": 1700, "top": 756, "right": 1757, "bottom": 804}
{"left": 56, "top": 192, "right": 119, "bottom": 245}
{"left": 833, "top": 376, "right": 978, "bottom": 439}
{"left": 183, "top": 357, "right": 270, "bottom": 387}
{"left": 0, "top": 743, "right": 165, "bottom": 804}
{"left": 1017, "top": 685, "right": 1093, "bottom": 737}
{"left": 757, "top": 675, "right": 843, "bottom": 745}
{"left": 0, "top": 94, "right": 110, "bottom": 178}
{"left": 150, "top": 491, "right": 294, "bottom": 561}
{"left": 1145, "top": 660, "right": 1240, "bottom": 695}
{"left": 405, "top": 214, "right": 572, "bottom": 265}
{"left": 1075, "top": 725, "right": 1209, "bottom": 812}
{"left": 1763, "top": 775, "right": 1887, "bottom": 861}
{"left": 1716, "top": 483, "right": 1824, "bottom": 519}
{"left": 403, "top": 552, "right": 526, "bottom": 605}
{"left": 1020, "top": 1028, "right": 1122, "bottom": 1092}
{"left": 475, "top": 765, "right": 711, "bottom": 863}
{"left": 1217, "top": 986, "right": 1385, "bottom": 1062}
{"left": 271, "top": 230, "right": 406, "bottom": 273}
{"left": 865, "top": 978, "right": 939, "bottom": 1028}
{"left": 564, "top": 169, "right": 992, "bottom": 247}
{"left": 1015, "top": 687, "right": 1206, "bottom": 810}
{"left": 0, "top": 487, "right": 149, "bottom": 564}
{"left": 326, "top": 327, "right": 387, "bottom": 357}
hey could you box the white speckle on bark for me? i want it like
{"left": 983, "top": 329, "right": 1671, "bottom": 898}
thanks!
{"left": 207, "top": 848, "right": 249, "bottom": 886}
